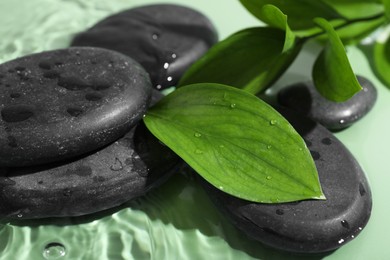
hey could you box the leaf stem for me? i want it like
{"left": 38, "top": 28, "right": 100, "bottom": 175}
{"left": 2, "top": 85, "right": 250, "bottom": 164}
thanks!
{"left": 304, "top": 12, "right": 385, "bottom": 40}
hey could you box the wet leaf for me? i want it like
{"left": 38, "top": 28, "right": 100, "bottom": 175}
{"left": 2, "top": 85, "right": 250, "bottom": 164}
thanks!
{"left": 144, "top": 84, "right": 325, "bottom": 203}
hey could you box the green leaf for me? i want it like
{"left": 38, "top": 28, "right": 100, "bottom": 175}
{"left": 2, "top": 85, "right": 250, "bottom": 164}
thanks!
{"left": 381, "top": 0, "right": 390, "bottom": 19}
{"left": 321, "top": 0, "right": 384, "bottom": 20}
{"left": 333, "top": 15, "right": 386, "bottom": 45}
{"left": 239, "top": 0, "right": 342, "bottom": 35}
{"left": 312, "top": 18, "right": 362, "bottom": 102}
{"left": 259, "top": 4, "right": 295, "bottom": 52}
{"left": 144, "top": 84, "right": 325, "bottom": 203}
{"left": 373, "top": 27, "right": 390, "bottom": 87}
{"left": 178, "top": 27, "right": 301, "bottom": 94}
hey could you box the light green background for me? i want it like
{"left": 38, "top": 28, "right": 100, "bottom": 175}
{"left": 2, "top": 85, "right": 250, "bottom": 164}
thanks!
{"left": 0, "top": 0, "right": 389, "bottom": 259}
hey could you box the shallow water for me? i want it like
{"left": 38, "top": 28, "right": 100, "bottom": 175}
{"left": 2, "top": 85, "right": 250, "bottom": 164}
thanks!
{"left": 1, "top": 171, "right": 317, "bottom": 260}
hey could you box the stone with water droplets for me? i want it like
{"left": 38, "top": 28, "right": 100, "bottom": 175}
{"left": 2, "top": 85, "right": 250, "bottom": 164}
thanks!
{"left": 277, "top": 75, "right": 377, "bottom": 130}
{"left": 0, "top": 47, "right": 152, "bottom": 167}
{"left": 0, "top": 121, "right": 180, "bottom": 219}
{"left": 200, "top": 108, "right": 372, "bottom": 253}
{"left": 71, "top": 4, "right": 218, "bottom": 90}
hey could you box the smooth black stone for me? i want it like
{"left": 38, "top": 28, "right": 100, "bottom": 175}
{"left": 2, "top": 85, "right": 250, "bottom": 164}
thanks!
{"left": 200, "top": 109, "right": 372, "bottom": 253}
{"left": 0, "top": 122, "right": 181, "bottom": 219}
{"left": 71, "top": 4, "right": 218, "bottom": 90}
{"left": 0, "top": 47, "right": 152, "bottom": 167}
{"left": 277, "top": 75, "right": 377, "bottom": 130}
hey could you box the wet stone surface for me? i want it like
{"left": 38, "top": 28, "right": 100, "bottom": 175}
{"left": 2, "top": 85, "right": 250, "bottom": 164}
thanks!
{"left": 72, "top": 4, "right": 218, "bottom": 90}
{"left": 0, "top": 122, "right": 181, "bottom": 219}
{"left": 0, "top": 47, "right": 152, "bottom": 167}
{"left": 200, "top": 109, "right": 372, "bottom": 253}
{"left": 277, "top": 75, "right": 377, "bottom": 130}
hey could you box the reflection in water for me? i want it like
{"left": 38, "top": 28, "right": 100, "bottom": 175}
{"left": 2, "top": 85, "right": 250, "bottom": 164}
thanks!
{"left": 0, "top": 171, "right": 327, "bottom": 260}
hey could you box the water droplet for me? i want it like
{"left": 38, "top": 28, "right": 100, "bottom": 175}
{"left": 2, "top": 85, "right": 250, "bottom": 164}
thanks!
{"left": 321, "top": 138, "right": 332, "bottom": 145}
{"left": 266, "top": 176, "right": 272, "bottom": 180}
{"left": 171, "top": 53, "right": 177, "bottom": 59}
{"left": 194, "top": 132, "right": 202, "bottom": 138}
{"left": 219, "top": 186, "right": 224, "bottom": 190}
{"left": 63, "top": 189, "right": 71, "bottom": 197}
{"left": 358, "top": 227, "right": 362, "bottom": 231}
{"left": 341, "top": 220, "right": 350, "bottom": 229}
{"left": 163, "top": 63, "right": 169, "bottom": 69}
{"left": 351, "top": 235, "right": 355, "bottom": 238}
{"left": 267, "top": 145, "right": 272, "bottom": 149}
{"left": 270, "top": 119, "right": 277, "bottom": 125}
{"left": 338, "top": 238, "right": 345, "bottom": 244}
{"left": 17, "top": 214, "right": 23, "bottom": 218}
{"left": 359, "top": 183, "right": 366, "bottom": 196}
{"left": 110, "top": 158, "right": 123, "bottom": 171}
{"left": 43, "top": 243, "right": 66, "bottom": 259}
{"left": 339, "top": 119, "right": 345, "bottom": 124}
{"left": 156, "top": 84, "right": 162, "bottom": 90}
{"left": 230, "top": 103, "right": 236, "bottom": 109}
{"left": 195, "top": 149, "right": 203, "bottom": 154}
{"left": 152, "top": 33, "right": 159, "bottom": 40}
{"left": 167, "top": 76, "right": 173, "bottom": 82}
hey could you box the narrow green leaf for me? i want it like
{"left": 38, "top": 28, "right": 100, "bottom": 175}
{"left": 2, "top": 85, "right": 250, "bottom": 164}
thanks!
{"left": 239, "top": 0, "right": 342, "bottom": 35}
{"left": 321, "top": 0, "right": 384, "bottom": 20}
{"left": 144, "top": 84, "right": 325, "bottom": 203}
{"left": 333, "top": 15, "right": 386, "bottom": 45}
{"left": 312, "top": 18, "right": 362, "bottom": 102}
{"left": 381, "top": 0, "right": 390, "bottom": 19}
{"left": 259, "top": 4, "right": 295, "bottom": 52}
{"left": 373, "top": 27, "right": 390, "bottom": 87}
{"left": 178, "top": 27, "right": 301, "bottom": 94}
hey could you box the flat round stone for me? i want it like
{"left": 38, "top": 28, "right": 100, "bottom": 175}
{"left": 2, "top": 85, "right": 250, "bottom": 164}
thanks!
{"left": 71, "top": 4, "right": 218, "bottom": 90}
{"left": 277, "top": 75, "right": 377, "bottom": 130}
{"left": 200, "top": 109, "right": 372, "bottom": 253}
{"left": 0, "top": 47, "right": 152, "bottom": 167}
{"left": 0, "top": 122, "right": 181, "bottom": 219}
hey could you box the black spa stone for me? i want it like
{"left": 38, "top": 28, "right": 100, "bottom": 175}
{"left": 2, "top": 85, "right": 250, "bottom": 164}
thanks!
{"left": 277, "top": 75, "right": 377, "bottom": 130}
{"left": 0, "top": 47, "right": 152, "bottom": 167}
{"left": 0, "top": 122, "right": 181, "bottom": 219}
{"left": 71, "top": 4, "right": 218, "bottom": 90}
{"left": 200, "top": 109, "right": 372, "bottom": 253}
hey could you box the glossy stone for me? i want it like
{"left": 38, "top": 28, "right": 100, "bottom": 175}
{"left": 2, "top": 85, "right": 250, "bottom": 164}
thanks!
{"left": 71, "top": 4, "right": 218, "bottom": 90}
{"left": 0, "top": 47, "right": 152, "bottom": 167}
{"left": 200, "top": 109, "right": 372, "bottom": 253}
{"left": 0, "top": 122, "right": 181, "bottom": 219}
{"left": 277, "top": 75, "right": 377, "bottom": 130}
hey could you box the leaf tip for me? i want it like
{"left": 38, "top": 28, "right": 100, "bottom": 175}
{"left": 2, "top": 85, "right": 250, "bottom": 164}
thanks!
{"left": 312, "top": 192, "right": 327, "bottom": 201}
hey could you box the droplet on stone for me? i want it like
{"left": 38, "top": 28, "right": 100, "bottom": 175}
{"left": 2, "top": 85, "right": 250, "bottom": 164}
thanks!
{"left": 110, "top": 158, "right": 123, "bottom": 171}
{"left": 0, "top": 47, "right": 152, "bottom": 167}
{"left": 341, "top": 220, "right": 350, "bottom": 229}
{"left": 71, "top": 4, "right": 217, "bottom": 90}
